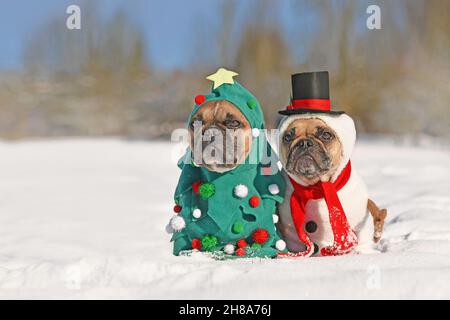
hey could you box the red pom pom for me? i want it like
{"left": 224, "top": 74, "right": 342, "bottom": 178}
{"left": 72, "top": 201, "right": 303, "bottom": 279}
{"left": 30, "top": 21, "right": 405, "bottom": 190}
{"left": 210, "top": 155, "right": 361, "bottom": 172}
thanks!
{"left": 192, "top": 181, "right": 202, "bottom": 193}
{"left": 236, "top": 248, "right": 245, "bottom": 256}
{"left": 194, "top": 94, "right": 206, "bottom": 105}
{"left": 252, "top": 229, "right": 269, "bottom": 244}
{"left": 237, "top": 239, "right": 247, "bottom": 248}
{"left": 249, "top": 196, "right": 260, "bottom": 208}
{"left": 192, "top": 238, "right": 202, "bottom": 250}
{"left": 173, "top": 204, "right": 182, "bottom": 213}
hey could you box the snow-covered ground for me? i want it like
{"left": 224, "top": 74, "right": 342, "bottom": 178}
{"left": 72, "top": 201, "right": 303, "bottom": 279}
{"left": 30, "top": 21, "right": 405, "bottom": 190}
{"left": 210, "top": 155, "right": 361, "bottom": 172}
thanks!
{"left": 0, "top": 138, "right": 449, "bottom": 299}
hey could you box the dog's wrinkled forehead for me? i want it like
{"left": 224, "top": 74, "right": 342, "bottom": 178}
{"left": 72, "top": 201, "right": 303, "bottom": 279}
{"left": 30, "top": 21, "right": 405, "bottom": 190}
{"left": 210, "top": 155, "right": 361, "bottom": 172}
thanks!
{"left": 190, "top": 100, "right": 249, "bottom": 126}
{"left": 284, "top": 118, "right": 336, "bottom": 139}
{"left": 279, "top": 114, "right": 355, "bottom": 154}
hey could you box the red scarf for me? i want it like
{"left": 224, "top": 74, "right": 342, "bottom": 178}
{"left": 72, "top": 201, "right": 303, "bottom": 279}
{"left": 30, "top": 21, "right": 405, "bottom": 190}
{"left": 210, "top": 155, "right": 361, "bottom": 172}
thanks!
{"left": 278, "top": 161, "right": 357, "bottom": 258}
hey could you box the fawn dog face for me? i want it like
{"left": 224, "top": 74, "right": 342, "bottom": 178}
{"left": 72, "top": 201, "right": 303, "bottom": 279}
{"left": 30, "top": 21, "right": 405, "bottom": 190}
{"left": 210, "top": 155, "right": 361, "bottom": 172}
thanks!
{"left": 280, "top": 118, "right": 343, "bottom": 185}
{"left": 189, "top": 100, "right": 252, "bottom": 173}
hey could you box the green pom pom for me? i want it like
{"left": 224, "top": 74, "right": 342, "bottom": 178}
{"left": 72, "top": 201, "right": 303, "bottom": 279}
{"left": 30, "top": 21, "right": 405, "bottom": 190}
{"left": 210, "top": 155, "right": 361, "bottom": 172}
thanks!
{"left": 251, "top": 243, "right": 262, "bottom": 250}
{"left": 201, "top": 235, "right": 219, "bottom": 251}
{"left": 247, "top": 99, "right": 258, "bottom": 110}
{"left": 232, "top": 221, "right": 244, "bottom": 234}
{"left": 199, "top": 182, "right": 215, "bottom": 200}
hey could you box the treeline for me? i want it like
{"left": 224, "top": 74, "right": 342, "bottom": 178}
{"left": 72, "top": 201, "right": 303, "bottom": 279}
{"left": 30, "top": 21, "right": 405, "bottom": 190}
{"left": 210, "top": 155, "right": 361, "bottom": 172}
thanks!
{"left": 0, "top": 0, "right": 448, "bottom": 139}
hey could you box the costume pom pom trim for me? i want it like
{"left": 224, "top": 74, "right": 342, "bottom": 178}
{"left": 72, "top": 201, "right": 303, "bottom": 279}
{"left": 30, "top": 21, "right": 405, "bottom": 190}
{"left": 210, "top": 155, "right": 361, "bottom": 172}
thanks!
{"left": 275, "top": 239, "right": 286, "bottom": 251}
{"left": 252, "top": 128, "right": 260, "bottom": 138}
{"left": 199, "top": 182, "right": 215, "bottom": 200}
{"left": 232, "top": 222, "right": 244, "bottom": 234}
{"left": 192, "top": 208, "right": 202, "bottom": 219}
{"left": 252, "top": 228, "right": 269, "bottom": 244}
{"left": 173, "top": 204, "right": 182, "bottom": 213}
{"left": 237, "top": 239, "right": 247, "bottom": 248}
{"left": 165, "top": 223, "right": 174, "bottom": 234}
{"left": 201, "top": 235, "right": 219, "bottom": 251}
{"left": 192, "top": 181, "right": 202, "bottom": 194}
{"left": 268, "top": 184, "right": 280, "bottom": 195}
{"left": 272, "top": 214, "right": 279, "bottom": 224}
{"left": 251, "top": 243, "right": 262, "bottom": 249}
{"left": 191, "top": 238, "right": 202, "bottom": 250}
{"left": 249, "top": 196, "right": 260, "bottom": 208}
{"left": 233, "top": 184, "right": 248, "bottom": 198}
{"left": 224, "top": 244, "right": 235, "bottom": 254}
{"left": 247, "top": 99, "right": 257, "bottom": 110}
{"left": 170, "top": 215, "right": 186, "bottom": 231}
{"left": 194, "top": 94, "right": 206, "bottom": 105}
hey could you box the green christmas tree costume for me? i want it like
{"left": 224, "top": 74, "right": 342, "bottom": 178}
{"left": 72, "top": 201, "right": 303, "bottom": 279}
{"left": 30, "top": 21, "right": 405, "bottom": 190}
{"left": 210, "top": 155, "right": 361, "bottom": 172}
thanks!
{"left": 169, "top": 68, "right": 286, "bottom": 259}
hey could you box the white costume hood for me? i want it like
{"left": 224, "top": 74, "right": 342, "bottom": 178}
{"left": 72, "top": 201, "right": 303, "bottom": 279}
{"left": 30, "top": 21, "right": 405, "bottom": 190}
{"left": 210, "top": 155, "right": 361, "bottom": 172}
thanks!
{"left": 277, "top": 113, "right": 356, "bottom": 184}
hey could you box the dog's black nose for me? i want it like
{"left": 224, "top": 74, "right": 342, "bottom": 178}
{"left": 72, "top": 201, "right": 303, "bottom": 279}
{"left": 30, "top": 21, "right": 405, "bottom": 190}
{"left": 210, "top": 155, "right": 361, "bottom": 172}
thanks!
{"left": 203, "top": 127, "right": 220, "bottom": 143}
{"left": 298, "top": 138, "right": 313, "bottom": 149}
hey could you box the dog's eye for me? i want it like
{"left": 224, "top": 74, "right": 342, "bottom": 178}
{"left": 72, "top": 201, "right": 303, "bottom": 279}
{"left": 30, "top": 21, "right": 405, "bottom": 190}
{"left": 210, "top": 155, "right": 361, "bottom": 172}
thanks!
{"left": 225, "top": 119, "right": 241, "bottom": 128}
{"left": 283, "top": 132, "right": 293, "bottom": 143}
{"left": 321, "top": 131, "right": 333, "bottom": 141}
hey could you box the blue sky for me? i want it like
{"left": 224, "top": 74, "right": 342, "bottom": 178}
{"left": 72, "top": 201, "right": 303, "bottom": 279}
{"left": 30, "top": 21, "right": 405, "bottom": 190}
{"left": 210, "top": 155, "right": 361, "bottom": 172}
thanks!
{"left": 0, "top": 0, "right": 300, "bottom": 70}
{"left": 0, "top": 0, "right": 380, "bottom": 71}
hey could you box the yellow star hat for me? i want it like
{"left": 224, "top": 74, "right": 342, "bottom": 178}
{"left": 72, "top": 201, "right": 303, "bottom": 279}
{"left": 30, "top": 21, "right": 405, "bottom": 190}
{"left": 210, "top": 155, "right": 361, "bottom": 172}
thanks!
{"left": 190, "top": 67, "right": 263, "bottom": 129}
{"left": 206, "top": 68, "right": 238, "bottom": 89}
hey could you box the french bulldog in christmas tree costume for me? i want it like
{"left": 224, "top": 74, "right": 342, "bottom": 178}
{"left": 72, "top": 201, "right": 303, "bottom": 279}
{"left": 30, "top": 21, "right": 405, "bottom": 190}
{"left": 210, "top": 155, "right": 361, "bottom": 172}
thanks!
{"left": 167, "top": 68, "right": 287, "bottom": 258}
{"left": 277, "top": 71, "right": 387, "bottom": 257}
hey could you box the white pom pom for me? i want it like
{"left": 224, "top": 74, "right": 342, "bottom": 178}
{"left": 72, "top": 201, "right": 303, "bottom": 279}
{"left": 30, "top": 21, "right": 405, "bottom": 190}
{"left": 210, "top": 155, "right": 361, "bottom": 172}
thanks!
{"left": 165, "top": 223, "right": 174, "bottom": 234}
{"left": 277, "top": 161, "right": 282, "bottom": 171}
{"left": 268, "top": 184, "right": 280, "bottom": 195}
{"left": 233, "top": 184, "right": 248, "bottom": 198}
{"left": 252, "top": 128, "right": 260, "bottom": 137}
{"left": 272, "top": 214, "right": 279, "bottom": 224}
{"left": 224, "top": 244, "right": 235, "bottom": 254}
{"left": 192, "top": 208, "right": 202, "bottom": 219}
{"left": 275, "top": 239, "right": 286, "bottom": 251}
{"left": 191, "top": 160, "right": 200, "bottom": 167}
{"left": 170, "top": 215, "right": 186, "bottom": 231}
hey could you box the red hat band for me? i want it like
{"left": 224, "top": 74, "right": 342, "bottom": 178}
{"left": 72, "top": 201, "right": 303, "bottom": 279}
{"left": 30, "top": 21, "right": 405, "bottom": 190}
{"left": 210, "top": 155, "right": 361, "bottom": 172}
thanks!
{"left": 287, "top": 99, "right": 331, "bottom": 112}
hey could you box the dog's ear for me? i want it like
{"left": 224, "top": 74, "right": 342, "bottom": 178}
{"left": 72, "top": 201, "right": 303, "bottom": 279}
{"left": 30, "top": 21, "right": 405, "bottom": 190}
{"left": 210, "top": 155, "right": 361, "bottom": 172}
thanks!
{"left": 380, "top": 209, "right": 387, "bottom": 220}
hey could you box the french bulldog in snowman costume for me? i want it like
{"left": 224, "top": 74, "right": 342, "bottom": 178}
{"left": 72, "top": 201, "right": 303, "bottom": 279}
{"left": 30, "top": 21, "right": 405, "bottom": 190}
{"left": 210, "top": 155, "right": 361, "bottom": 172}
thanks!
{"left": 277, "top": 71, "right": 387, "bottom": 257}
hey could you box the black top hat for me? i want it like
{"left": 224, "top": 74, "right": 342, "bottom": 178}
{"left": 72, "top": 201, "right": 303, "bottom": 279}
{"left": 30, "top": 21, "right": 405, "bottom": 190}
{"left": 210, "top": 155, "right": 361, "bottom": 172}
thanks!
{"left": 278, "top": 71, "right": 344, "bottom": 116}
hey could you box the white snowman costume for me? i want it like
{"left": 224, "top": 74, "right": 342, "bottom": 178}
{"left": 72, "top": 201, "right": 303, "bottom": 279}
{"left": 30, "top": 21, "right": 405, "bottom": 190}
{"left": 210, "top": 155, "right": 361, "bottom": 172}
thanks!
{"left": 277, "top": 113, "right": 373, "bottom": 257}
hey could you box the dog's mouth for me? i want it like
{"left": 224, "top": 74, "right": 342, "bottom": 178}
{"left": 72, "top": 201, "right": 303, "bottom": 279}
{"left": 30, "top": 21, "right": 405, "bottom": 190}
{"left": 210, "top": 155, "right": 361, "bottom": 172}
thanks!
{"left": 197, "top": 140, "right": 245, "bottom": 173}
{"left": 286, "top": 146, "right": 331, "bottom": 179}
{"left": 202, "top": 146, "right": 239, "bottom": 172}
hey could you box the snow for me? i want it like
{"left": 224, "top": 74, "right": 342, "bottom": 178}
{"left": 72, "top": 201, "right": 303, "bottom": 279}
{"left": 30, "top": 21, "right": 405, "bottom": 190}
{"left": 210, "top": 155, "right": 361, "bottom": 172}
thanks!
{"left": 0, "top": 138, "right": 450, "bottom": 299}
